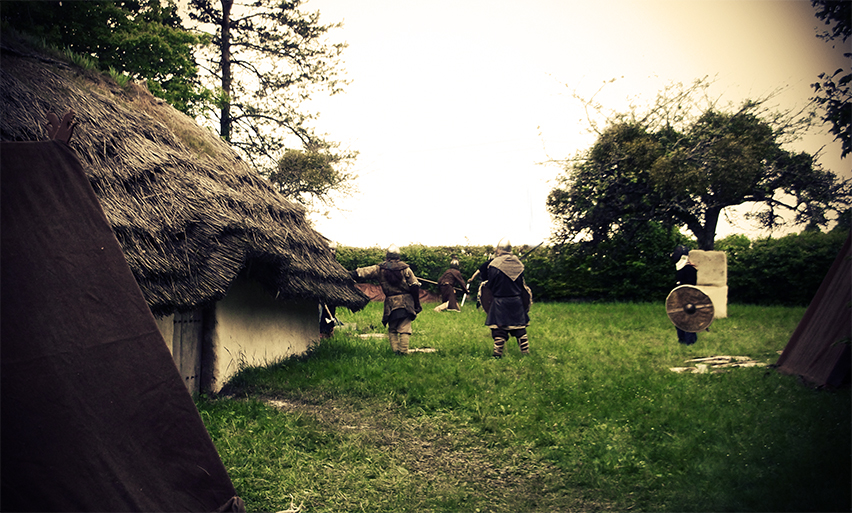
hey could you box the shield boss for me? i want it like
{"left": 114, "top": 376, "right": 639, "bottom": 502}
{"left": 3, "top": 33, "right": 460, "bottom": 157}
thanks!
{"left": 666, "top": 285, "right": 714, "bottom": 333}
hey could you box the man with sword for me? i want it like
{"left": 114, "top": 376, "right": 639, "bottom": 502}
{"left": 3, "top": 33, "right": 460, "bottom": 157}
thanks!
{"left": 433, "top": 257, "right": 468, "bottom": 312}
{"left": 351, "top": 244, "right": 422, "bottom": 355}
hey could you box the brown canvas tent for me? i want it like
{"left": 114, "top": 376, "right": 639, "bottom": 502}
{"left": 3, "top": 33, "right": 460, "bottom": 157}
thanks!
{"left": 1, "top": 139, "right": 243, "bottom": 512}
{"left": 776, "top": 231, "right": 851, "bottom": 388}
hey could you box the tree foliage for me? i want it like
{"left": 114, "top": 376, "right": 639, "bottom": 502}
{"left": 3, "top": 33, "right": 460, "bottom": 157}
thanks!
{"left": 523, "top": 222, "right": 687, "bottom": 302}
{"left": 0, "top": 0, "right": 209, "bottom": 114}
{"left": 810, "top": 0, "right": 851, "bottom": 158}
{"left": 547, "top": 122, "right": 668, "bottom": 247}
{"left": 268, "top": 146, "right": 356, "bottom": 209}
{"left": 187, "top": 0, "right": 357, "bottom": 207}
{"left": 547, "top": 80, "right": 851, "bottom": 250}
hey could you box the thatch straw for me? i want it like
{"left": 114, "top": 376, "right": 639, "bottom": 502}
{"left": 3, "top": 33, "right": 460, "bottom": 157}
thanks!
{"left": 0, "top": 42, "right": 368, "bottom": 315}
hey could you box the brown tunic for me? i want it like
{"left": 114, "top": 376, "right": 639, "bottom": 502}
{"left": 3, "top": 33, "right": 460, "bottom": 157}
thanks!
{"left": 356, "top": 260, "right": 421, "bottom": 325}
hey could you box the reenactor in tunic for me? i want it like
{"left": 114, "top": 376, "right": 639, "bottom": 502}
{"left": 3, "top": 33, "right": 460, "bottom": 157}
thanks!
{"left": 485, "top": 239, "right": 532, "bottom": 357}
{"left": 434, "top": 258, "right": 468, "bottom": 312}
{"left": 352, "top": 245, "right": 422, "bottom": 355}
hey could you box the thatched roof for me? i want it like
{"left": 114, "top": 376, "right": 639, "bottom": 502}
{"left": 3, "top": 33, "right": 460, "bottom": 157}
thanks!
{"left": 0, "top": 41, "right": 368, "bottom": 316}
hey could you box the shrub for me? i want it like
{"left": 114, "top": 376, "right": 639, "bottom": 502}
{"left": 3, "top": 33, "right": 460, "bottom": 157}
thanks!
{"left": 719, "top": 229, "right": 848, "bottom": 305}
{"left": 335, "top": 228, "right": 849, "bottom": 305}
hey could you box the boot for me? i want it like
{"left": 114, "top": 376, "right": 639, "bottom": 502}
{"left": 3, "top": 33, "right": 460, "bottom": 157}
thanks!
{"left": 398, "top": 333, "right": 410, "bottom": 355}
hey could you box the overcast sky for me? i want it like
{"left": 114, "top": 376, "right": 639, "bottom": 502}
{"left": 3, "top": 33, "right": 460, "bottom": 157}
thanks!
{"left": 294, "top": 0, "right": 849, "bottom": 248}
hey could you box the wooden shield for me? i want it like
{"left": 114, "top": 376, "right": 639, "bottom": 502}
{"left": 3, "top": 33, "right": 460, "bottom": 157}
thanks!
{"left": 478, "top": 281, "right": 492, "bottom": 313}
{"left": 666, "top": 285, "right": 714, "bottom": 333}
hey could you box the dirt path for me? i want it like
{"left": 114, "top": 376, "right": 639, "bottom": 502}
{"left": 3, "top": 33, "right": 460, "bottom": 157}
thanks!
{"left": 260, "top": 395, "right": 613, "bottom": 512}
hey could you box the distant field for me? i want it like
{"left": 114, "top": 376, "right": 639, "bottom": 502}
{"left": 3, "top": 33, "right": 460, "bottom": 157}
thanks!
{"left": 197, "top": 301, "right": 851, "bottom": 512}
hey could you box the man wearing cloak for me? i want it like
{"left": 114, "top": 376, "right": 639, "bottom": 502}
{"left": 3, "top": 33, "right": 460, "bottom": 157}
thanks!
{"left": 484, "top": 240, "right": 531, "bottom": 357}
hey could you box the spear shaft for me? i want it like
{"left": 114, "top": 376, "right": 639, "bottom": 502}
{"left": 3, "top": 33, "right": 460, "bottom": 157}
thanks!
{"left": 416, "top": 276, "right": 463, "bottom": 292}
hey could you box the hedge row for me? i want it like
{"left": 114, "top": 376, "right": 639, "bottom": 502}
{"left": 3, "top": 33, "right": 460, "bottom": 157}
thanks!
{"left": 717, "top": 230, "right": 849, "bottom": 305}
{"left": 335, "top": 228, "right": 849, "bottom": 306}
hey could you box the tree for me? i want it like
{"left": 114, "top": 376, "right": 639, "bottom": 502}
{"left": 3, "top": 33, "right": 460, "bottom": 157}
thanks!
{"left": 267, "top": 145, "right": 356, "bottom": 209}
{"left": 187, "top": 0, "right": 357, "bottom": 208}
{"left": 810, "top": 0, "right": 851, "bottom": 158}
{"left": 0, "top": 0, "right": 209, "bottom": 114}
{"left": 547, "top": 81, "right": 852, "bottom": 250}
{"left": 546, "top": 122, "right": 669, "bottom": 246}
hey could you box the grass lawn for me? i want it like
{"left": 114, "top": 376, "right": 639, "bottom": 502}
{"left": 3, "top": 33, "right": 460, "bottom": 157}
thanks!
{"left": 197, "top": 301, "right": 851, "bottom": 512}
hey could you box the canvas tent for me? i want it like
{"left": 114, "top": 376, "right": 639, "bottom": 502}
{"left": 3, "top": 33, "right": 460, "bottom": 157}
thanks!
{"left": 0, "top": 40, "right": 369, "bottom": 392}
{"left": 1, "top": 139, "right": 243, "bottom": 511}
{"left": 776, "top": 231, "right": 851, "bottom": 388}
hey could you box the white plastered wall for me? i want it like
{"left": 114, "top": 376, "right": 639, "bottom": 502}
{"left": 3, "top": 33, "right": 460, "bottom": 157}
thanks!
{"left": 211, "top": 276, "right": 320, "bottom": 392}
{"left": 688, "top": 250, "right": 728, "bottom": 318}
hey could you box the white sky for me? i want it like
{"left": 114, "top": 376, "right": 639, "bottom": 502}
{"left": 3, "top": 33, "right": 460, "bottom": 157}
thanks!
{"left": 295, "top": 0, "right": 848, "bottom": 248}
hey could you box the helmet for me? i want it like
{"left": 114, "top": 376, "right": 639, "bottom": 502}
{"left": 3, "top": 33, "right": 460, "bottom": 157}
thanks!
{"left": 450, "top": 258, "right": 460, "bottom": 269}
{"left": 386, "top": 244, "right": 400, "bottom": 260}
{"left": 495, "top": 238, "right": 512, "bottom": 255}
{"left": 670, "top": 245, "right": 690, "bottom": 264}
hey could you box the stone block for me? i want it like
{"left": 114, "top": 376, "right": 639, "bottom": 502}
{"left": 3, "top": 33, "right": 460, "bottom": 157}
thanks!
{"left": 690, "top": 250, "right": 727, "bottom": 287}
{"left": 696, "top": 285, "right": 728, "bottom": 319}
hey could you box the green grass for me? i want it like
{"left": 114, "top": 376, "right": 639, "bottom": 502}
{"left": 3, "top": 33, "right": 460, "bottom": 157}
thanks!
{"left": 196, "top": 302, "right": 851, "bottom": 512}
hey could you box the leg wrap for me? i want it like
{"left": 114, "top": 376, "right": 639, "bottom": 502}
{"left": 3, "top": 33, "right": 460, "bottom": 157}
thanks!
{"left": 388, "top": 331, "right": 399, "bottom": 352}
{"left": 491, "top": 328, "right": 507, "bottom": 357}
{"left": 398, "top": 333, "right": 410, "bottom": 355}
{"left": 515, "top": 329, "right": 530, "bottom": 354}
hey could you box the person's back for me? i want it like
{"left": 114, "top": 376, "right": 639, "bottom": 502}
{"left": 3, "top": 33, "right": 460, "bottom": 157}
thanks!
{"left": 484, "top": 240, "right": 531, "bottom": 357}
{"left": 352, "top": 244, "right": 421, "bottom": 354}
{"left": 486, "top": 257, "right": 524, "bottom": 298}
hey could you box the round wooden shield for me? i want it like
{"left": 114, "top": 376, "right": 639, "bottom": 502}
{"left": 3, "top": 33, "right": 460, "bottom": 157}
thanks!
{"left": 666, "top": 285, "right": 714, "bottom": 333}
